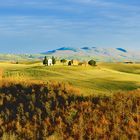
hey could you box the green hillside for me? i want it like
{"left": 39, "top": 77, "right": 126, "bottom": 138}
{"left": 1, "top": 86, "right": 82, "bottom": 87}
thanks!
{"left": 1, "top": 62, "right": 140, "bottom": 95}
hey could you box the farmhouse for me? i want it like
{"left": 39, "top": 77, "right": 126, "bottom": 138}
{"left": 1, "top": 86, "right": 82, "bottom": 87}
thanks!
{"left": 78, "top": 61, "right": 88, "bottom": 66}
{"left": 71, "top": 60, "right": 79, "bottom": 65}
{"left": 47, "top": 58, "right": 53, "bottom": 66}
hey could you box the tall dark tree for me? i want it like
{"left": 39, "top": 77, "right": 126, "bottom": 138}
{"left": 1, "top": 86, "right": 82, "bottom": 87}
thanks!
{"left": 68, "top": 61, "right": 72, "bottom": 66}
{"left": 43, "top": 56, "right": 48, "bottom": 66}
{"left": 52, "top": 56, "right": 56, "bottom": 65}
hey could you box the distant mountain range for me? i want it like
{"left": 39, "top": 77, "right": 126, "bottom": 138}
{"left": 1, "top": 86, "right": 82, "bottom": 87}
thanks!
{"left": 0, "top": 47, "right": 140, "bottom": 62}
{"left": 42, "top": 47, "right": 140, "bottom": 62}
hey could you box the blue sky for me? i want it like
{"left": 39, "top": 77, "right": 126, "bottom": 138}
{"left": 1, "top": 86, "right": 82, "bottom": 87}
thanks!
{"left": 0, "top": 0, "right": 140, "bottom": 53}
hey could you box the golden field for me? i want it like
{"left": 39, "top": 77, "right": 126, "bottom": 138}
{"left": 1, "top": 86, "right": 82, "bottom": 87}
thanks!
{"left": 0, "top": 62, "right": 140, "bottom": 139}
{"left": 0, "top": 62, "right": 140, "bottom": 95}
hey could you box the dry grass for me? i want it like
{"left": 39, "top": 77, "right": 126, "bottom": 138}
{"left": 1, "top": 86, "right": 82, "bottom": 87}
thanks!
{"left": 0, "top": 81, "right": 140, "bottom": 139}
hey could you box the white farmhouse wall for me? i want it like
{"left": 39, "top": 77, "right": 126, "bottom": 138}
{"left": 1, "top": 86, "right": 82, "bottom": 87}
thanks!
{"left": 48, "top": 59, "right": 52, "bottom": 66}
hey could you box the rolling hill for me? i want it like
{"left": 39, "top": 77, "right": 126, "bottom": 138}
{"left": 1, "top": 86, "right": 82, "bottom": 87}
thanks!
{"left": 0, "top": 47, "right": 140, "bottom": 62}
{"left": 42, "top": 47, "right": 140, "bottom": 62}
{"left": 1, "top": 62, "right": 140, "bottom": 95}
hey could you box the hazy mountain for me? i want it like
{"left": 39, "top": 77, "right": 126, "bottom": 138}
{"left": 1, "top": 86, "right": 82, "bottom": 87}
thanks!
{"left": 42, "top": 47, "right": 140, "bottom": 62}
{"left": 0, "top": 47, "right": 139, "bottom": 62}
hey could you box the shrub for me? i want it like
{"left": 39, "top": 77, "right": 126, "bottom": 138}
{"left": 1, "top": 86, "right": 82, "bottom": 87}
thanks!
{"left": 60, "top": 59, "right": 67, "bottom": 65}
{"left": 88, "top": 60, "right": 96, "bottom": 66}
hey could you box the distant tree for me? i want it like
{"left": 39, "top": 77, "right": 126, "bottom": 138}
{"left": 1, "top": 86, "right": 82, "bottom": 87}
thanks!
{"left": 52, "top": 56, "right": 56, "bottom": 65}
{"left": 88, "top": 60, "right": 96, "bottom": 66}
{"left": 68, "top": 61, "right": 72, "bottom": 66}
{"left": 43, "top": 56, "right": 48, "bottom": 66}
{"left": 60, "top": 59, "right": 67, "bottom": 65}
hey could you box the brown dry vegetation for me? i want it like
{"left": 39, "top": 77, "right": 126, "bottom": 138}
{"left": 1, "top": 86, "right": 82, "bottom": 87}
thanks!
{"left": 0, "top": 64, "right": 140, "bottom": 139}
{"left": 0, "top": 80, "right": 140, "bottom": 140}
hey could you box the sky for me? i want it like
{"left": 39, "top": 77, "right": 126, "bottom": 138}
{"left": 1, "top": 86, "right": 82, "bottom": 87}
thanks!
{"left": 0, "top": 0, "right": 140, "bottom": 53}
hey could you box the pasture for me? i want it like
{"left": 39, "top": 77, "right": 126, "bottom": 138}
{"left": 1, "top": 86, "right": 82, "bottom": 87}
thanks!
{"left": 0, "top": 62, "right": 140, "bottom": 95}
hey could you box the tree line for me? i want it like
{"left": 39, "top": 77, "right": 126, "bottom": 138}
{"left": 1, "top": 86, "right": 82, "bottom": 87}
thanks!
{"left": 43, "top": 56, "right": 96, "bottom": 66}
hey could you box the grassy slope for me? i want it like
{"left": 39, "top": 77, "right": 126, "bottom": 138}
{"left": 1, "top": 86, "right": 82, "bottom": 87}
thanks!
{"left": 1, "top": 62, "right": 140, "bottom": 95}
{"left": 100, "top": 62, "right": 140, "bottom": 74}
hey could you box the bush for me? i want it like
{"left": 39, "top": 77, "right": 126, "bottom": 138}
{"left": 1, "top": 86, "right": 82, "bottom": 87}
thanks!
{"left": 60, "top": 59, "right": 67, "bottom": 65}
{"left": 88, "top": 60, "right": 96, "bottom": 66}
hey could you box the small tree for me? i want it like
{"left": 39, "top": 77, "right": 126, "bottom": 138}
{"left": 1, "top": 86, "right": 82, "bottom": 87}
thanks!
{"left": 60, "top": 59, "right": 67, "bottom": 65}
{"left": 88, "top": 60, "right": 96, "bottom": 66}
{"left": 52, "top": 56, "right": 56, "bottom": 65}
{"left": 68, "top": 61, "right": 72, "bottom": 66}
{"left": 43, "top": 56, "right": 48, "bottom": 66}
